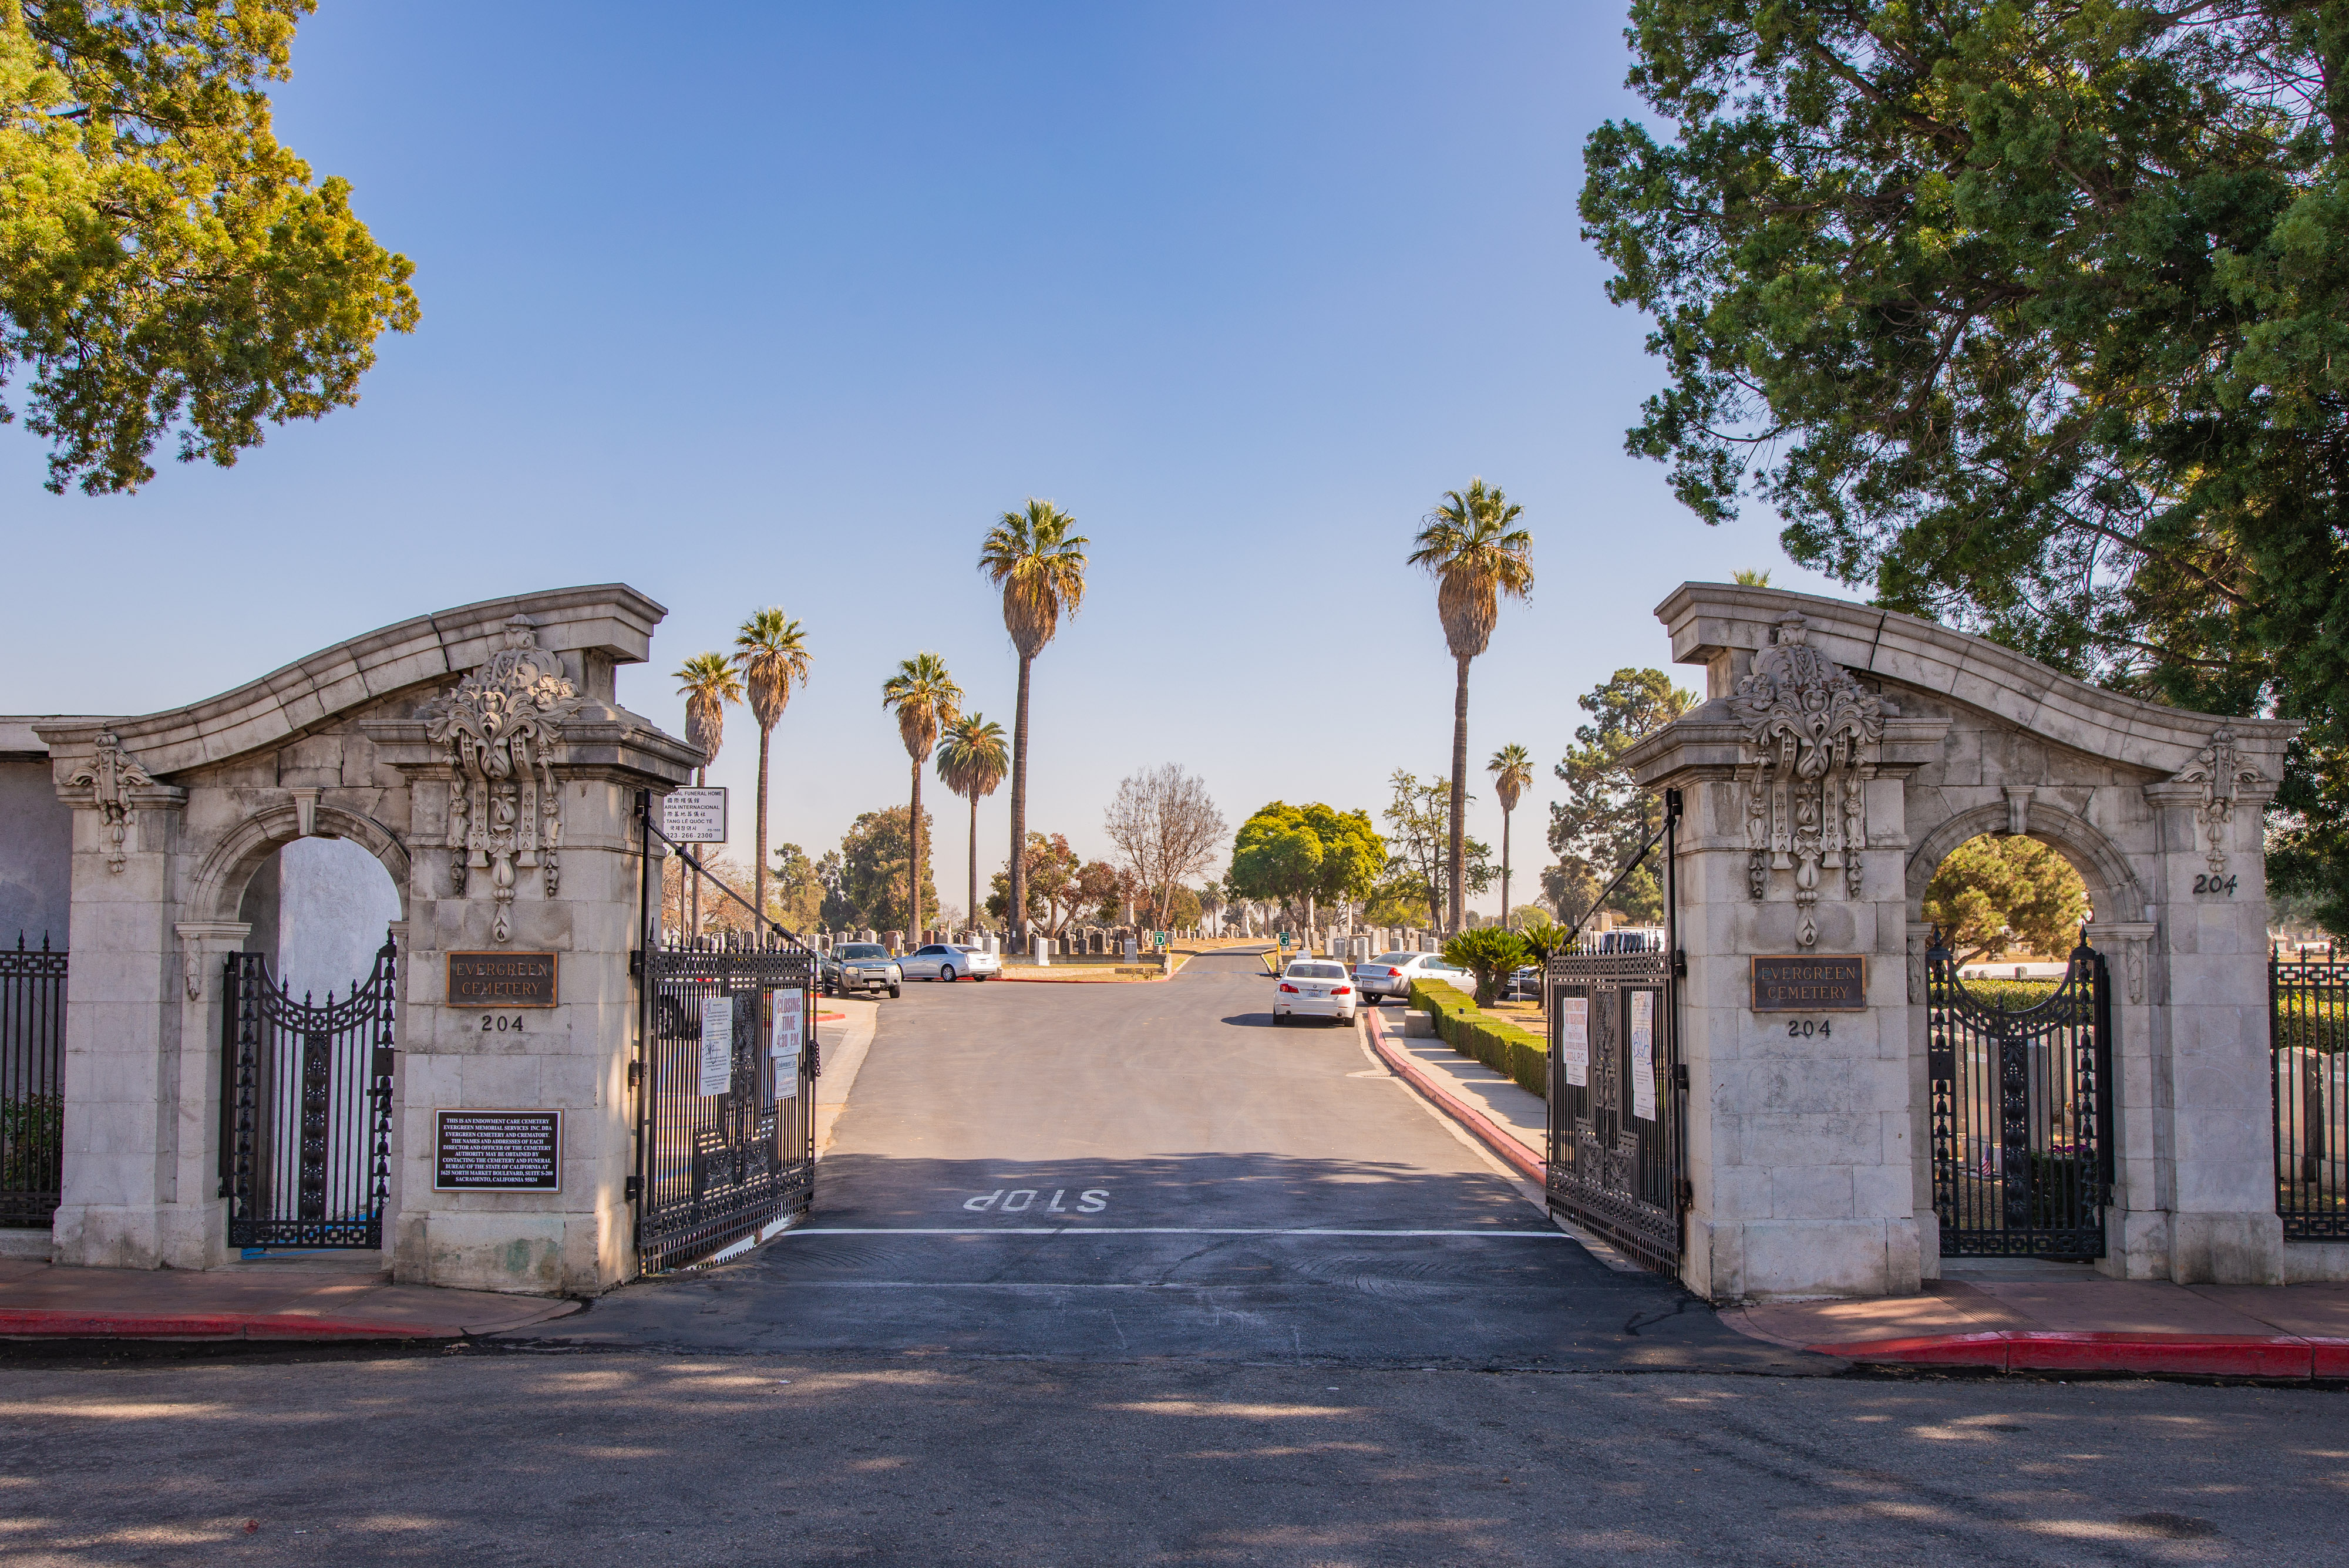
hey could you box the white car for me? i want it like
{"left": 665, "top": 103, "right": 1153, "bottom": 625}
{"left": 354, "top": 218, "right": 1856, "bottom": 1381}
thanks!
{"left": 898, "top": 943, "right": 1001, "bottom": 982}
{"left": 1352, "top": 950, "right": 1470, "bottom": 1004}
{"left": 1273, "top": 958, "right": 1356, "bottom": 1025}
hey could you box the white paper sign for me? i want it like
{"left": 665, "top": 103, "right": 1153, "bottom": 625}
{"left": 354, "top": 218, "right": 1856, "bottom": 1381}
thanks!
{"left": 768, "top": 988, "right": 803, "bottom": 1100}
{"left": 698, "top": 995, "right": 735, "bottom": 1097}
{"left": 1630, "top": 989, "right": 1656, "bottom": 1122}
{"left": 1561, "top": 997, "right": 1589, "bottom": 1088}
{"left": 662, "top": 787, "right": 729, "bottom": 844}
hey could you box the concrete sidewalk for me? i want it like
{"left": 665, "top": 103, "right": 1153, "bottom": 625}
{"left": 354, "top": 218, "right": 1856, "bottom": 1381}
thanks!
{"left": 1727, "top": 1260, "right": 2349, "bottom": 1378}
{"left": 0, "top": 1254, "right": 580, "bottom": 1340}
{"left": 1361, "top": 1004, "right": 1544, "bottom": 1181}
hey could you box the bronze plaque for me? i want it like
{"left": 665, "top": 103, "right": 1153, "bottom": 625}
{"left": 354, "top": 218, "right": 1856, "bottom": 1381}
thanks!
{"left": 1751, "top": 954, "right": 1867, "bottom": 1011}
{"left": 433, "top": 1109, "right": 561, "bottom": 1191}
{"left": 447, "top": 951, "right": 558, "bottom": 1008}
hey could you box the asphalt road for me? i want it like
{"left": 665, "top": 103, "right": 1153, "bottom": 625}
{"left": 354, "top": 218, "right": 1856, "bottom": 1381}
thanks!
{"left": 551, "top": 948, "right": 1787, "bottom": 1370}
{"left": 6, "top": 948, "right": 2346, "bottom": 1565}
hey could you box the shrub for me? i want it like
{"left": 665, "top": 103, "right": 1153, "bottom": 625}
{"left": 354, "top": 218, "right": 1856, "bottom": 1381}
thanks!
{"left": 1408, "top": 978, "right": 1546, "bottom": 1099}
{"left": 1441, "top": 927, "right": 1531, "bottom": 1006}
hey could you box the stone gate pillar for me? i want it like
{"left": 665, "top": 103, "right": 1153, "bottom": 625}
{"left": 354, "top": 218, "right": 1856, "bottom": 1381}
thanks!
{"left": 1627, "top": 614, "right": 1949, "bottom": 1301}
{"left": 366, "top": 618, "right": 695, "bottom": 1296}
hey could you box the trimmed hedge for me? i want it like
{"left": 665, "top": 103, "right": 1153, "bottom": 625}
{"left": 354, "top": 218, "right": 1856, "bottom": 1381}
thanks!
{"left": 1409, "top": 978, "right": 1546, "bottom": 1099}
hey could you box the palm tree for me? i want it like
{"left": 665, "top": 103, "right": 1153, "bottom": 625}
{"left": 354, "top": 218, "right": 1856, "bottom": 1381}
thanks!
{"left": 1409, "top": 478, "right": 1533, "bottom": 934}
{"left": 1733, "top": 567, "right": 1773, "bottom": 586}
{"left": 978, "top": 499, "right": 1089, "bottom": 947}
{"left": 881, "top": 653, "right": 963, "bottom": 941}
{"left": 672, "top": 651, "right": 743, "bottom": 940}
{"left": 935, "top": 712, "right": 1008, "bottom": 935}
{"left": 1488, "top": 743, "right": 1534, "bottom": 927}
{"left": 732, "top": 610, "right": 812, "bottom": 934}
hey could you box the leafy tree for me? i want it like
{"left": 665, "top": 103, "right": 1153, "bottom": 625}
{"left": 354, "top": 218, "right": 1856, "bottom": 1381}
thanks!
{"left": 1228, "top": 801, "right": 1384, "bottom": 928}
{"left": 1409, "top": 479, "right": 1533, "bottom": 933}
{"left": 1379, "top": 770, "right": 1493, "bottom": 928}
{"left": 1486, "top": 743, "right": 1534, "bottom": 926}
{"left": 1540, "top": 859, "right": 1602, "bottom": 928}
{"left": 834, "top": 805, "right": 936, "bottom": 936}
{"left": 880, "top": 652, "right": 961, "bottom": 940}
{"left": 1547, "top": 669, "right": 1695, "bottom": 926}
{"left": 1442, "top": 927, "right": 1531, "bottom": 1008}
{"left": 766, "top": 843, "right": 823, "bottom": 933}
{"left": 2, "top": 1, "right": 418, "bottom": 493}
{"left": 1924, "top": 835, "right": 2092, "bottom": 967}
{"left": 935, "top": 712, "right": 1008, "bottom": 933}
{"left": 733, "top": 610, "right": 812, "bottom": 933}
{"left": 985, "top": 832, "right": 1099, "bottom": 937}
{"left": 979, "top": 499, "right": 1088, "bottom": 944}
{"left": 1580, "top": 0, "right": 2349, "bottom": 927}
{"left": 671, "top": 651, "right": 742, "bottom": 939}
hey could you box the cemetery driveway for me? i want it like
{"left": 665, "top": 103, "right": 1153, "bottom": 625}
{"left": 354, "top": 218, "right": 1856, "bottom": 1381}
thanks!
{"left": 543, "top": 948, "right": 1793, "bottom": 1368}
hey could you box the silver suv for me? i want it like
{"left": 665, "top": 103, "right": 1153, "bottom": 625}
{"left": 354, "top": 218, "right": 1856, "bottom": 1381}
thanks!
{"left": 1351, "top": 950, "right": 1470, "bottom": 1003}
{"left": 823, "top": 942, "right": 903, "bottom": 998}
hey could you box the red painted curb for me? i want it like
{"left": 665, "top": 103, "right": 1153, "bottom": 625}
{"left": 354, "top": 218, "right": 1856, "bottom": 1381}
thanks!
{"left": 0, "top": 1308, "right": 455, "bottom": 1341}
{"left": 1364, "top": 1009, "right": 1545, "bottom": 1186}
{"left": 1806, "top": 1328, "right": 2348, "bottom": 1379}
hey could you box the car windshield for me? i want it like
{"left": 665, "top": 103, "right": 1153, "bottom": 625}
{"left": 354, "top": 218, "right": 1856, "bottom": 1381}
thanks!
{"left": 840, "top": 944, "right": 887, "bottom": 959}
{"left": 1374, "top": 953, "right": 1414, "bottom": 964}
{"left": 1288, "top": 963, "right": 1345, "bottom": 980}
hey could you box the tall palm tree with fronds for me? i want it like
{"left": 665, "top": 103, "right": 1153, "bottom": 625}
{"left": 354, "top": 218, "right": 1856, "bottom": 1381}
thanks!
{"left": 978, "top": 499, "right": 1089, "bottom": 947}
{"left": 732, "top": 610, "right": 812, "bottom": 933}
{"left": 1409, "top": 478, "right": 1533, "bottom": 934}
{"left": 673, "top": 651, "right": 743, "bottom": 940}
{"left": 881, "top": 653, "right": 962, "bottom": 941}
{"left": 935, "top": 712, "right": 1008, "bottom": 934}
{"left": 1488, "top": 743, "right": 1534, "bottom": 928}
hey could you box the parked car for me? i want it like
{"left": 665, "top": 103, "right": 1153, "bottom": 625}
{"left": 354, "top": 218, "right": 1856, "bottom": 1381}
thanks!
{"left": 1351, "top": 950, "right": 1470, "bottom": 1003}
{"left": 898, "top": 943, "right": 1001, "bottom": 982}
{"left": 823, "top": 942, "right": 902, "bottom": 998}
{"left": 1274, "top": 958, "right": 1356, "bottom": 1025}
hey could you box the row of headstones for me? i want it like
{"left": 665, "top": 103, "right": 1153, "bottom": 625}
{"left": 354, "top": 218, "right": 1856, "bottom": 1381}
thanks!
{"left": 1284, "top": 928, "right": 1438, "bottom": 961}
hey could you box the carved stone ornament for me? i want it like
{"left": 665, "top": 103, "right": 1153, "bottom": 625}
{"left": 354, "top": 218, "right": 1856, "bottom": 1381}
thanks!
{"left": 416, "top": 615, "right": 583, "bottom": 942}
{"left": 2170, "top": 727, "right": 2268, "bottom": 875}
{"left": 1728, "top": 613, "right": 1886, "bottom": 947}
{"left": 65, "top": 732, "right": 158, "bottom": 872}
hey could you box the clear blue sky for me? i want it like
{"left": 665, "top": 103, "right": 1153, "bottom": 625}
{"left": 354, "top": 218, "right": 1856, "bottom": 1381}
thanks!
{"left": 0, "top": 1, "right": 1845, "bottom": 919}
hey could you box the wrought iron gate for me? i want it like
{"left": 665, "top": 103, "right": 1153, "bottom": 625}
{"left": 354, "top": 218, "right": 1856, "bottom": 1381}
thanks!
{"left": 1, "top": 936, "right": 66, "bottom": 1230}
{"left": 220, "top": 940, "right": 398, "bottom": 1250}
{"left": 1547, "top": 937, "right": 1684, "bottom": 1272}
{"left": 2272, "top": 945, "right": 2347, "bottom": 1241}
{"left": 634, "top": 936, "right": 816, "bottom": 1273}
{"left": 1927, "top": 936, "right": 2111, "bottom": 1258}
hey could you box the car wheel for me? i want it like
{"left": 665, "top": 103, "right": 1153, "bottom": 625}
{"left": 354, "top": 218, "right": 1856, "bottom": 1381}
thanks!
{"left": 941, "top": 965, "right": 957, "bottom": 982}
{"left": 890, "top": 985, "right": 903, "bottom": 999}
{"left": 976, "top": 973, "right": 992, "bottom": 982}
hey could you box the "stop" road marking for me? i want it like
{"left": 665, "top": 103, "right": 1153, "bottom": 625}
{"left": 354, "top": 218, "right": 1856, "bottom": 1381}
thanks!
{"left": 963, "top": 1188, "right": 1109, "bottom": 1213}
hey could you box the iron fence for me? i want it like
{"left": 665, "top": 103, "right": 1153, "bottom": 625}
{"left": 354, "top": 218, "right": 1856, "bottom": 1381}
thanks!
{"left": 1, "top": 936, "right": 66, "bottom": 1230}
{"left": 2274, "top": 945, "right": 2349, "bottom": 1241}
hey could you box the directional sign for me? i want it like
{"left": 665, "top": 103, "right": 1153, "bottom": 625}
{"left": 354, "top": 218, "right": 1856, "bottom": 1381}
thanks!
{"left": 661, "top": 787, "right": 729, "bottom": 844}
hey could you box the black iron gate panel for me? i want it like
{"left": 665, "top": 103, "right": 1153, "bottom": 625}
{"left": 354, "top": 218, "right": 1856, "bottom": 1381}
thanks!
{"left": 220, "top": 941, "right": 398, "bottom": 1250}
{"left": 1928, "top": 937, "right": 2111, "bottom": 1258}
{"left": 1546, "top": 939, "right": 1684, "bottom": 1273}
{"left": 2273, "top": 946, "right": 2348, "bottom": 1241}
{"left": 634, "top": 936, "right": 816, "bottom": 1274}
{"left": 1, "top": 937, "right": 66, "bottom": 1230}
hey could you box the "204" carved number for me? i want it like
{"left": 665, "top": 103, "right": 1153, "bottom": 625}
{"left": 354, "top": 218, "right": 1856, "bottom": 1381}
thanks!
{"left": 2193, "top": 873, "right": 2238, "bottom": 897}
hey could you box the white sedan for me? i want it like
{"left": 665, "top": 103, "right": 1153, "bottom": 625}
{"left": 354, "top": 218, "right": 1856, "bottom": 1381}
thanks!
{"left": 1352, "top": 950, "right": 1470, "bottom": 1004}
{"left": 898, "top": 943, "right": 1001, "bottom": 982}
{"left": 1273, "top": 959, "right": 1356, "bottom": 1025}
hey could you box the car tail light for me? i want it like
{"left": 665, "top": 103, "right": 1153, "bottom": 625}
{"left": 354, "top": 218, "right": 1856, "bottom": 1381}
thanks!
{"left": 1333, "top": 985, "right": 1351, "bottom": 995}
{"left": 1386, "top": 967, "right": 1402, "bottom": 976}
{"left": 1278, "top": 983, "right": 1298, "bottom": 993}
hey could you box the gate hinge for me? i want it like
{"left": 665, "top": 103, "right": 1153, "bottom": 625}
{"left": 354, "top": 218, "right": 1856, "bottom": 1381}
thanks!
{"left": 627, "top": 1059, "right": 641, "bottom": 1088}
{"left": 629, "top": 949, "right": 643, "bottom": 977}
{"left": 624, "top": 1175, "right": 641, "bottom": 1201}
{"left": 1675, "top": 1178, "right": 1694, "bottom": 1208}
{"left": 1671, "top": 948, "right": 1687, "bottom": 979}
{"left": 1673, "top": 1062, "right": 1690, "bottom": 1089}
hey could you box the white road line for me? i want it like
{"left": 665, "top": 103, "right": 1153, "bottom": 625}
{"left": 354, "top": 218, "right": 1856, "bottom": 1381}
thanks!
{"left": 778, "top": 1227, "right": 1573, "bottom": 1238}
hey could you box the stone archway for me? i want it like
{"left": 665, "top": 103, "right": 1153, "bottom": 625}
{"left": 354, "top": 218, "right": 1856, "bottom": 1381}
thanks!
{"left": 32, "top": 586, "right": 697, "bottom": 1284}
{"left": 1628, "top": 583, "right": 2299, "bottom": 1300}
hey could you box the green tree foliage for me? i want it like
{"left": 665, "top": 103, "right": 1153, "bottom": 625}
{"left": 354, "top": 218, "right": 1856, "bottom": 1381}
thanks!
{"left": 765, "top": 843, "right": 824, "bottom": 933}
{"left": 1227, "top": 801, "right": 1385, "bottom": 920}
{"left": 1378, "top": 770, "right": 1492, "bottom": 928}
{"left": 2, "top": 1, "right": 418, "bottom": 493}
{"left": 1547, "top": 669, "right": 1695, "bottom": 926}
{"left": 830, "top": 805, "right": 936, "bottom": 935}
{"left": 1441, "top": 927, "right": 1531, "bottom": 1008}
{"left": 1580, "top": 0, "right": 2349, "bottom": 927}
{"left": 984, "top": 833, "right": 1105, "bottom": 937}
{"left": 1923, "top": 834, "right": 2094, "bottom": 967}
